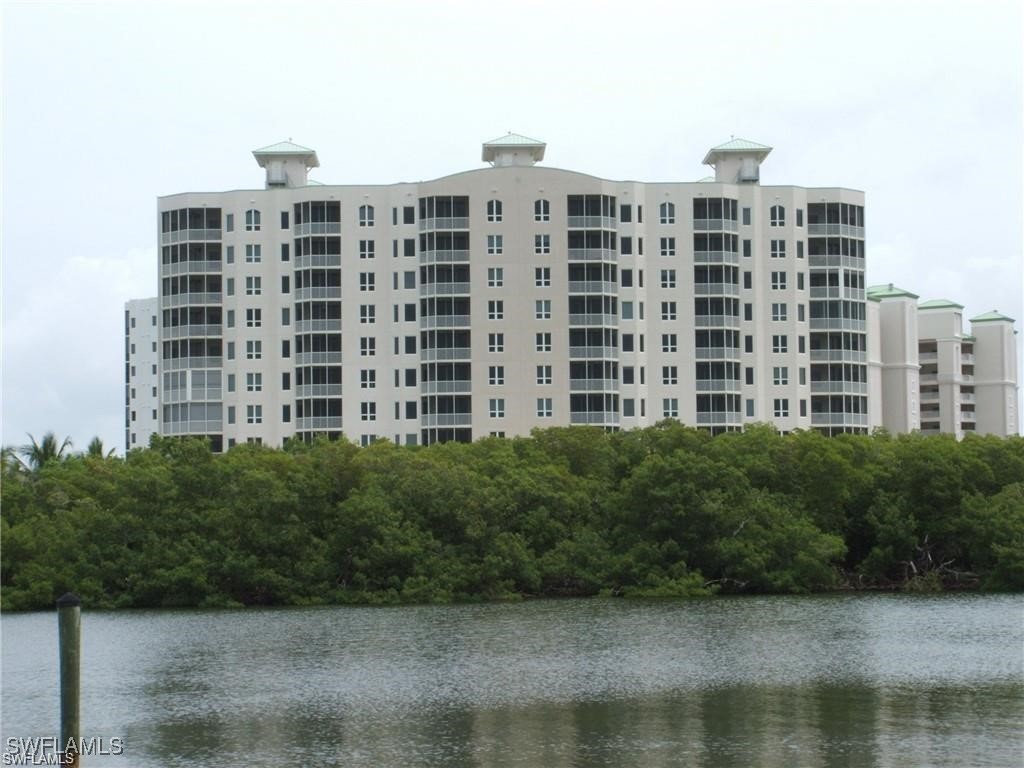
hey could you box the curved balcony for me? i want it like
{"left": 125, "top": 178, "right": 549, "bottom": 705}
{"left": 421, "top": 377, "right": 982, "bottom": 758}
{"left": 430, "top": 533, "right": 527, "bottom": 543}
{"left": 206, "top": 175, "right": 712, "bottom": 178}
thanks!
{"left": 294, "top": 351, "right": 343, "bottom": 366}
{"left": 160, "top": 292, "right": 222, "bottom": 308}
{"left": 421, "top": 380, "right": 472, "bottom": 395}
{"left": 567, "top": 248, "right": 617, "bottom": 262}
{"left": 811, "top": 413, "right": 869, "bottom": 427}
{"left": 809, "top": 286, "right": 866, "bottom": 301}
{"left": 163, "top": 324, "right": 223, "bottom": 339}
{"left": 295, "top": 416, "right": 344, "bottom": 431}
{"left": 163, "top": 419, "right": 224, "bottom": 435}
{"left": 419, "top": 249, "right": 470, "bottom": 265}
{"left": 295, "top": 384, "right": 343, "bottom": 398}
{"left": 693, "top": 218, "right": 739, "bottom": 232}
{"left": 160, "top": 228, "right": 222, "bottom": 245}
{"left": 420, "top": 282, "right": 471, "bottom": 297}
{"left": 567, "top": 215, "right": 616, "bottom": 229}
{"left": 418, "top": 217, "right": 469, "bottom": 231}
{"left": 160, "top": 260, "right": 222, "bottom": 277}
{"left": 163, "top": 356, "right": 222, "bottom": 370}
{"left": 568, "top": 280, "right": 617, "bottom": 294}
{"left": 696, "top": 379, "right": 742, "bottom": 392}
{"left": 694, "top": 314, "right": 741, "bottom": 329}
{"left": 421, "top": 413, "right": 473, "bottom": 427}
{"left": 294, "top": 286, "right": 342, "bottom": 301}
{"left": 420, "top": 347, "right": 471, "bottom": 362}
{"left": 695, "top": 411, "right": 743, "bottom": 425}
{"left": 693, "top": 250, "right": 740, "bottom": 265}
{"left": 695, "top": 347, "right": 741, "bottom": 361}
{"left": 809, "top": 349, "right": 867, "bottom": 363}
{"left": 808, "top": 318, "right": 866, "bottom": 332}
{"left": 294, "top": 319, "right": 342, "bottom": 334}
{"left": 569, "top": 345, "right": 618, "bottom": 360}
{"left": 694, "top": 283, "right": 740, "bottom": 297}
{"left": 295, "top": 254, "right": 342, "bottom": 269}
{"left": 569, "top": 378, "right": 618, "bottom": 392}
{"left": 570, "top": 411, "right": 620, "bottom": 425}
{"left": 809, "top": 254, "right": 864, "bottom": 270}
{"left": 810, "top": 381, "right": 869, "bottom": 394}
{"left": 569, "top": 313, "right": 618, "bottom": 327}
{"left": 420, "top": 314, "right": 471, "bottom": 329}
{"left": 294, "top": 222, "right": 342, "bottom": 237}
{"left": 808, "top": 223, "right": 865, "bottom": 238}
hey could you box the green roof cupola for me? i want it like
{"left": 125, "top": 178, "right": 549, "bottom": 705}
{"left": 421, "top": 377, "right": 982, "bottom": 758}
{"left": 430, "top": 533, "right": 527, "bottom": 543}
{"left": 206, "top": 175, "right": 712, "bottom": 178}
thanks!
{"left": 482, "top": 133, "right": 546, "bottom": 167}
{"left": 703, "top": 137, "right": 772, "bottom": 183}
{"left": 252, "top": 140, "right": 320, "bottom": 188}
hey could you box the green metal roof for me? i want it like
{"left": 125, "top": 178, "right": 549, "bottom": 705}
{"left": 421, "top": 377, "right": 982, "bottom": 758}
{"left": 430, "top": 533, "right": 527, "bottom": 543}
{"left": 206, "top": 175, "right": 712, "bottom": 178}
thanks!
{"left": 253, "top": 140, "right": 317, "bottom": 155}
{"left": 708, "top": 138, "right": 772, "bottom": 152}
{"left": 483, "top": 132, "right": 545, "bottom": 146}
{"left": 918, "top": 299, "right": 964, "bottom": 310}
{"left": 867, "top": 283, "right": 919, "bottom": 300}
{"left": 970, "top": 310, "right": 1015, "bottom": 323}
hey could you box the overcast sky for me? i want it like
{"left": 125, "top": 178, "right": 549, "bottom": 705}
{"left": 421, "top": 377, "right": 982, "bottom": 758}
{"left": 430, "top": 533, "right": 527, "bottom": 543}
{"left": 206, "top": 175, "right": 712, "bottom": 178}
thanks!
{"left": 2, "top": 0, "right": 1022, "bottom": 452}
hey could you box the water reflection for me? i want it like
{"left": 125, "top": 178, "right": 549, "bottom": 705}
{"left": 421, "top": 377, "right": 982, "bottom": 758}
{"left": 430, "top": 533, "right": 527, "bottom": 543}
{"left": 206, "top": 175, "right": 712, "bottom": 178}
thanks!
{"left": 2, "top": 595, "right": 1021, "bottom": 767}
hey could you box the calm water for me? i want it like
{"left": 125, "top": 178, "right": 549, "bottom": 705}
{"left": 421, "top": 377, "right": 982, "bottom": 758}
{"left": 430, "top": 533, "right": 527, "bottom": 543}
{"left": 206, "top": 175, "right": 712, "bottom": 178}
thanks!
{"left": 2, "top": 594, "right": 1022, "bottom": 767}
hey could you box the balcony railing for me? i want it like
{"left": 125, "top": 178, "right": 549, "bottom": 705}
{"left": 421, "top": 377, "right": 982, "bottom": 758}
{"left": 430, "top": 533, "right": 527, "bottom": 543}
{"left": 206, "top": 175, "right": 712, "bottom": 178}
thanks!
{"left": 418, "top": 217, "right": 470, "bottom": 231}
{"left": 295, "top": 384, "right": 343, "bottom": 398}
{"left": 420, "top": 314, "right": 471, "bottom": 329}
{"left": 809, "top": 349, "right": 867, "bottom": 363}
{"left": 810, "top": 381, "right": 868, "bottom": 394}
{"left": 160, "top": 292, "right": 222, "bottom": 308}
{"left": 694, "top": 314, "right": 741, "bottom": 329}
{"left": 570, "top": 411, "right": 620, "bottom": 425}
{"left": 807, "top": 223, "right": 865, "bottom": 238}
{"left": 960, "top": 392, "right": 976, "bottom": 404}
{"left": 420, "top": 282, "right": 471, "bottom": 297}
{"left": 809, "top": 254, "right": 864, "bottom": 270}
{"left": 808, "top": 318, "right": 867, "bottom": 332}
{"left": 163, "top": 324, "right": 222, "bottom": 339}
{"left": 569, "top": 346, "right": 618, "bottom": 359}
{"left": 696, "top": 379, "right": 742, "bottom": 392}
{"left": 569, "top": 378, "right": 618, "bottom": 392}
{"left": 160, "top": 260, "right": 222, "bottom": 277}
{"left": 420, "top": 347, "right": 472, "bottom": 361}
{"left": 294, "top": 286, "right": 342, "bottom": 301}
{"left": 695, "top": 411, "right": 743, "bottom": 424}
{"left": 294, "top": 254, "right": 342, "bottom": 269}
{"left": 961, "top": 411, "right": 977, "bottom": 423}
{"left": 294, "top": 222, "right": 342, "bottom": 237}
{"left": 693, "top": 250, "right": 740, "bottom": 265}
{"left": 294, "top": 319, "right": 342, "bottom": 334}
{"left": 693, "top": 218, "right": 739, "bottom": 232}
{"left": 163, "top": 419, "right": 223, "bottom": 434}
{"left": 419, "top": 249, "right": 470, "bottom": 265}
{"left": 163, "top": 356, "right": 222, "bottom": 370}
{"left": 421, "top": 380, "right": 472, "bottom": 394}
{"left": 694, "top": 282, "right": 740, "bottom": 297}
{"left": 811, "top": 413, "right": 869, "bottom": 426}
{"left": 695, "top": 347, "right": 742, "bottom": 361}
{"left": 567, "top": 248, "right": 617, "bottom": 262}
{"left": 569, "top": 313, "right": 618, "bottom": 327}
{"left": 421, "top": 413, "right": 473, "bottom": 427}
{"left": 160, "top": 228, "right": 222, "bottom": 245}
{"left": 568, "top": 280, "right": 617, "bottom": 294}
{"left": 294, "top": 351, "right": 343, "bottom": 365}
{"left": 567, "top": 215, "right": 616, "bottom": 229}
{"left": 295, "top": 416, "right": 344, "bottom": 431}
{"left": 961, "top": 353, "right": 976, "bottom": 365}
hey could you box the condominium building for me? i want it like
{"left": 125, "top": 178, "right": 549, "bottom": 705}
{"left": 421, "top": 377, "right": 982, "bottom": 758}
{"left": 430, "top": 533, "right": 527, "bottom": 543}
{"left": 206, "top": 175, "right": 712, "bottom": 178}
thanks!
{"left": 129, "top": 134, "right": 872, "bottom": 451}
{"left": 124, "top": 298, "right": 160, "bottom": 450}
{"left": 867, "top": 286, "right": 1018, "bottom": 437}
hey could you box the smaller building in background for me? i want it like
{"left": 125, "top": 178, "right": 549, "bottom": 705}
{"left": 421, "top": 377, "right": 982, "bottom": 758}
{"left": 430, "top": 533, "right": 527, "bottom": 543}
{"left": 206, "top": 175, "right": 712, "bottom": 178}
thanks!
{"left": 125, "top": 298, "right": 160, "bottom": 451}
{"left": 868, "top": 285, "right": 1018, "bottom": 438}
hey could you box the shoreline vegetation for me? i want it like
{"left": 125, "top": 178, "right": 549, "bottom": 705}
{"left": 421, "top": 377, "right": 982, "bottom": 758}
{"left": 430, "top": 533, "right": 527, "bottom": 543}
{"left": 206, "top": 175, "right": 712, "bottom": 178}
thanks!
{"left": 2, "top": 424, "right": 1022, "bottom": 611}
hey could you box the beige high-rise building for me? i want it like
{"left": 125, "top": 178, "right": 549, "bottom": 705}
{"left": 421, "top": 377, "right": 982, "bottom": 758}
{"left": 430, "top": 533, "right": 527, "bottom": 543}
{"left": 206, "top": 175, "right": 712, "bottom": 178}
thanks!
{"left": 128, "top": 134, "right": 874, "bottom": 451}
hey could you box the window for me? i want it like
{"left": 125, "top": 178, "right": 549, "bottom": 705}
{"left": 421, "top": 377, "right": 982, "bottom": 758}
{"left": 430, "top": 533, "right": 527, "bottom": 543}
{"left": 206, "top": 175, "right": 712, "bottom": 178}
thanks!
{"left": 660, "top": 237, "right": 676, "bottom": 257}
{"left": 489, "top": 398, "right": 505, "bottom": 418}
{"left": 282, "top": 405, "right": 291, "bottom": 423}
{"left": 281, "top": 276, "right": 290, "bottom": 294}
{"left": 771, "top": 239, "right": 786, "bottom": 258}
{"left": 247, "top": 404, "right": 262, "bottom": 424}
{"left": 798, "top": 304, "right": 805, "bottom": 322}
{"left": 245, "top": 244, "right": 261, "bottom": 263}
{"left": 404, "top": 206, "right": 415, "bottom": 224}
{"left": 246, "top": 308, "right": 262, "bottom": 327}
{"left": 246, "top": 372, "right": 262, "bottom": 392}
{"left": 226, "top": 278, "right": 235, "bottom": 297}
{"left": 773, "top": 398, "right": 789, "bottom": 418}
{"left": 360, "top": 305, "right": 376, "bottom": 324}
{"left": 488, "top": 267, "right": 504, "bottom": 287}
{"left": 281, "top": 243, "right": 289, "bottom": 262}
{"left": 245, "top": 209, "right": 261, "bottom": 231}
{"left": 361, "top": 402, "right": 377, "bottom": 421}
{"left": 536, "top": 332, "right": 552, "bottom": 352}
{"left": 771, "top": 271, "right": 787, "bottom": 289}
{"left": 535, "top": 267, "right": 551, "bottom": 287}
{"left": 797, "top": 272, "right": 805, "bottom": 290}
{"left": 487, "top": 199, "right": 503, "bottom": 222}
{"left": 800, "top": 399, "right": 807, "bottom": 417}
{"left": 620, "top": 204, "right": 632, "bottom": 223}
{"left": 744, "top": 303, "right": 753, "bottom": 321}
{"left": 488, "top": 300, "right": 504, "bottom": 320}
{"left": 746, "top": 399, "right": 755, "bottom": 417}
{"left": 798, "top": 336, "right": 806, "bottom": 354}
{"left": 620, "top": 237, "right": 633, "bottom": 255}
{"left": 742, "top": 207, "right": 751, "bottom": 226}
{"left": 797, "top": 241, "right": 804, "bottom": 259}
{"left": 743, "top": 271, "right": 752, "bottom": 290}
{"left": 536, "top": 364, "right": 552, "bottom": 385}
{"left": 771, "top": 303, "right": 787, "bottom": 321}
{"left": 772, "top": 335, "right": 788, "bottom": 353}
{"left": 403, "top": 271, "right": 415, "bottom": 289}
{"left": 770, "top": 205, "right": 785, "bottom": 227}
{"left": 404, "top": 239, "right": 415, "bottom": 257}
{"left": 404, "top": 303, "right": 416, "bottom": 322}
{"left": 621, "top": 269, "right": 633, "bottom": 287}
{"left": 660, "top": 269, "right": 676, "bottom": 288}
{"left": 535, "top": 234, "right": 551, "bottom": 254}
{"left": 245, "top": 276, "right": 261, "bottom": 295}
{"left": 659, "top": 201, "right": 675, "bottom": 224}
{"left": 661, "top": 333, "right": 677, "bottom": 353}
{"left": 534, "top": 199, "right": 550, "bottom": 221}
{"left": 404, "top": 335, "right": 416, "bottom": 354}
{"left": 360, "top": 337, "right": 376, "bottom": 356}
{"left": 359, "top": 204, "right": 374, "bottom": 227}
{"left": 623, "top": 366, "right": 635, "bottom": 384}
{"left": 743, "top": 239, "right": 751, "bottom": 258}
{"left": 487, "top": 235, "right": 503, "bottom": 255}
{"left": 282, "top": 340, "right": 290, "bottom": 358}
{"left": 773, "top": 366, "right": 789, "bottom": 385}
{"left": 280, "top": 210, "right": 289, "bottom": 229}
{"left": 360, "top": 370, "right": 376, "bottom": 389}
{"left": 537, "top": 398, "right": 553, "bottom": 418}
{"left": 663, "top": 398, "right": 679, "bottom": 418}
{"left": 405, "top": 368, "right": 417, "bottom": 386}
{"left": 488, "top": 333, "right": 504, "bottom": 352}
{"left": 799, "top": 367, "right": 807, "bottom": 386}
{"left": 535, "top": 299, "right": 552, "bottom": 319}
{"left": 796, "top": 209, "right": 804, "bottom": 227}
{"left": 225, "top": 213, "right": 234, "bottom": 232}
{"left": 359, "top": 240, "right": 375, "bottom": 259}
{"left": 489, "top": 365, "right": 505, "bottom": 385}
{"left": 662, "top": 365, "right": 678, "bottom": 385}
{"left": 282, "top": 372, "right": 291, "bottom": 390}
{"left": 359, "top": 272, "right": 375, "bottom": 292}
{"left": 621, "top": 301, "right": 634, "bottom": 320}
{"left": 745, "top": 335, "right": 753, "bottom": 353}
{"left": 745, "top": 367, "right": 754, "bottom": 385}
{"left": 623, "top": 399, "right": 635, "bottom": 417}
{"left": 623, "top": 334, "right": 634, "bottom": 352}
{"left": 661, "top": 301, "right": 677, "bottom": 321}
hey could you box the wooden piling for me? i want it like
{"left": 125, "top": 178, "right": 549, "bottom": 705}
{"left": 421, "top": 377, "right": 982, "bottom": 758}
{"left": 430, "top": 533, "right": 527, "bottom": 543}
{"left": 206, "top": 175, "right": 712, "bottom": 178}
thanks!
{"left": 57, "top": 592, "right": 81, "bottom": 767}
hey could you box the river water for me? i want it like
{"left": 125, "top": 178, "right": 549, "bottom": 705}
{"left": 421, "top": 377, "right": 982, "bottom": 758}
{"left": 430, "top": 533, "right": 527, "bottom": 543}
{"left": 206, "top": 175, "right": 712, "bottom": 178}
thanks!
{"left": 2, "top": 594, "right": 1021, "bottom": 766}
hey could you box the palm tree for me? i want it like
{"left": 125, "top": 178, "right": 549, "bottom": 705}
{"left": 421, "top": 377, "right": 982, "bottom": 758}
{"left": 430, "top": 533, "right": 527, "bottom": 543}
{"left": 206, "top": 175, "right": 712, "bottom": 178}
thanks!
{"left": 86, "top": 436, "right": 116, "bottom": 459}
{"left": 19, "top": 432, "right": 73, "bottom": 472}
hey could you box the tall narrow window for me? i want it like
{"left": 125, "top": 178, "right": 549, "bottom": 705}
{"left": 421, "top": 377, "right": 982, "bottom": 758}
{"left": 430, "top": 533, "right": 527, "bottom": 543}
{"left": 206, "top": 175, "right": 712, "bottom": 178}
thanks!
{"left": 770, "top": 205, "right": 785, "bottom": 226}
{"left": 487, "top": 199, "right": 503, "bottom": 222}
{"left": 245, "top": 209, "right": 261, "bottom": 231}
{"left": 659, "top": 202, "right": 675, "bottom": 224}
{"left": 359, "top": 204, "right": 375, "bottom": 227}
{"left": 534, "top": 199, "right": 550, "bottom": 222}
